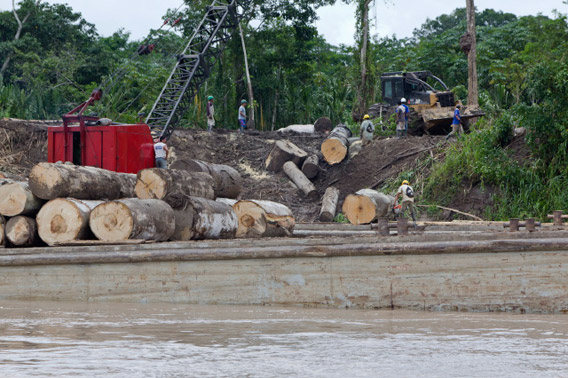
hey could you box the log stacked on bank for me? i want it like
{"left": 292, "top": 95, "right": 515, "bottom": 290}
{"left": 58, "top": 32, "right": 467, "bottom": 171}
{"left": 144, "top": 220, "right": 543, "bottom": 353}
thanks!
{"left": 319, "top": 187, "right": 340, "bottom": 222}
{"left": 5, "top": 216, "right": 40, "bottom": 247}
{"left": 29, "top": 162, "right": 136, "bottom": 200}
{"left": 232, "top": 200, "right": 295, "bottom": 238}
{"left": 282, "top": 161, "right": 318, "bottom": 200}
{"left": 265, "top": 140, "right": 308, "bottom": 172}
{"left": 0, "top": 182, "right": 45, "bottom": 217}
{"left": 170, "top": 159, "right": 242, "bottom": 199}
{"left": 321, "top": 124, "right": 352, "bottom": 165}
{"left": 342, "top": 189, "right": 394, "bottom": 225}
{"left": 36, "top": 198, "right": 103, "bottom": 246}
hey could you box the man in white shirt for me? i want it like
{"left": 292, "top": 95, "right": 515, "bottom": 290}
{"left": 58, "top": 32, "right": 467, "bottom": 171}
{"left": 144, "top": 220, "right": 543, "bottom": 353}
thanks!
{"left": 154, "top": 136, "right": 169, "bottom": 169}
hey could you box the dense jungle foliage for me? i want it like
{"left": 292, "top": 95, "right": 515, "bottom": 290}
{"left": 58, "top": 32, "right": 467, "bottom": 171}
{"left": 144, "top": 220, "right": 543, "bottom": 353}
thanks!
{"left": 1, "top": 0, "right": 567, "bottom": 219}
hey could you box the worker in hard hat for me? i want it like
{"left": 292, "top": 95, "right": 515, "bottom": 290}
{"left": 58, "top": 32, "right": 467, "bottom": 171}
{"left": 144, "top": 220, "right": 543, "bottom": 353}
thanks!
{"left": 360, "top": 114, "right": 374, "bottom": 146}
{"left": 206, "top": 95, "right": 215, "bottom": 132}
{"left": 393, "top": 179, "right": 417, "bottom": 225}
{"left": 401, "top": 97, "right": 409, "bottom": 137}
{"left": 396, "top": 99, "right": 406, "bottom": 139}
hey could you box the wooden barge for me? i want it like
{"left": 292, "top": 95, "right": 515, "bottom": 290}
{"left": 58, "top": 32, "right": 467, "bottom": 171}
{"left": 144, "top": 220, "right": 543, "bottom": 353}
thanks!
{"left": 1, "top": 221, "right": 568, "bottom": 313}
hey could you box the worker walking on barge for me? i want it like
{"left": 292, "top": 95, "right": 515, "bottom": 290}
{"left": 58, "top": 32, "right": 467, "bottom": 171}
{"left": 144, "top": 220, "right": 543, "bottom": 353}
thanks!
{"left": 394, "top": 180, "right": 417, "bottom": 225}
{"left": 154, "top": 136, "right": 169, "bottom": 169}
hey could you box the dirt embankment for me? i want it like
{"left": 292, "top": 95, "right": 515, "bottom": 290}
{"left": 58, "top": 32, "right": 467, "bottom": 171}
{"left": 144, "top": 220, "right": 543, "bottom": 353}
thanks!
{"left": 1, "top": 118, "right": 529, "bottom": 222}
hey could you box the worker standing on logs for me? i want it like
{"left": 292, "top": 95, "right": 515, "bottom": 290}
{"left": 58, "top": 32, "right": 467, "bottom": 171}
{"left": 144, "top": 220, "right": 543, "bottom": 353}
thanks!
{"left": 154, "top": 136, "right": 169, "bottom": 169}
{"left": 360, "top": 114, "right": 374, "bottom": 146}
{"left": 238, "top": 99, "right": 248, "bottom": 133}
{"left": 393, "top": 180, "right": 417, "bottom": 225}
{"left": 206, "top": 95, "right": 215, "bottom": 132}
{"left": 396, "top": 100, "right": 406, "bottom": 139}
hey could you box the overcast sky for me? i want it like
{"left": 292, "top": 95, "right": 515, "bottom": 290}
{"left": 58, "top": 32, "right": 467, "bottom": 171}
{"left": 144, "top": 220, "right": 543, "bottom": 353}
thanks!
{"left": 1, "top": 0, "right": 565, "bottom": 45}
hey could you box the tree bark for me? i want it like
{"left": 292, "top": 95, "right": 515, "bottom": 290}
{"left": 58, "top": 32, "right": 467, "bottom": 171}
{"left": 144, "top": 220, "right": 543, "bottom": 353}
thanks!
{"left": 0, "top": 181, "right": 45, "bottom": 217}
{"left": 238, "top": 22, "right": 255, "bottom": 129}
{"left": 169, "top": 159, "right": 242, "bottom": 199}
{"left": 466, "top": 0, "right": 479, "bottom": 107}
{"left": 29, "top": 162, "right": 136, "bottom": 200}
{"left": 171, "top": 196, "right": 238, "bottom": 241}
{"left": 319, "top": 186, "right": 340, "bottom": 222}
{"left": 314, "top": 117, "right": 333, "bottom": 134}
{"left": 37, "top": 198, "right": 103, "bottom": 246}
{"left": 0, "top": 172, "right": 26, "bottom": 181}
{"left": 282, "top": 161, "right": 318, "bottom": 200}
{"left": 265, "top": 140, "right": 308, "bottom": 172}
{"left": 352, "top": 0, "right": 372, "bottom": 121}
{"left": 89, "top": 199, "right": 175, "bottom": 242}
{"left": 301, "top": 154, "right": 320, "bottom": 179}
{"left": 233, "top": 200, "right": 295, "bottom": 238}
{"left": 342, "top": 189, "right": 394, "bottom": 225}
{"left": 321, "top": 124, "right": 352, "bottom": 164}
{"left": 6, "top": 216, "right": 39, "bottom": 247}
{"left": 135, "top": 168, "right": 215, "bottom": 208}
{"left": 0, "top": 215, "right": 5, "bottom": 246}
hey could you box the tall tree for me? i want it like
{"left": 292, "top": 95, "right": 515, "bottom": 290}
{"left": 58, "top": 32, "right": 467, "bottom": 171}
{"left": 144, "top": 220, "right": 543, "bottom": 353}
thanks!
{"left": 1, "top": 0, "right": 40, "bottom": 75}
{"left": 465, "top": 0, "right": 478, "bottom": 106}
{"left": 351, "top": 0, "right": 374, "bottom": 121}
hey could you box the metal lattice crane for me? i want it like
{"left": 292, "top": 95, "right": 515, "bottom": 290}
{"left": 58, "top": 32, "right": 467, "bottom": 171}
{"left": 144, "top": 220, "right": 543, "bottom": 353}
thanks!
{"left": 146, "top": 0, "right": 251, "bottom": 140}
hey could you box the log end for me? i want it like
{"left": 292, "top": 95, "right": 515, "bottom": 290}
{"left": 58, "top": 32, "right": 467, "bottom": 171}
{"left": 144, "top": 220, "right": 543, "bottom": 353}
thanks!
{"left": 29, "top": 163, "right": 64, "bottom": 200}
{"left": 321, "top": 138, "right": 347, "bottom": 165}
{"left": 90, "top": 201, "right": 134, "bottom": 241}
{"left": 135, "top": 169, "right": 166, "bottom": 200}
{"left": 6, "top": 216, "right": 37, "bottom": 246}
{"left": 342, "top": 194, "right": 377, "bottom": 225}
{"left": 37, "top": 198, "right": 87, "bottom": 246}
{"left": 0, "top": 183, "right": 26, "bottom": 216}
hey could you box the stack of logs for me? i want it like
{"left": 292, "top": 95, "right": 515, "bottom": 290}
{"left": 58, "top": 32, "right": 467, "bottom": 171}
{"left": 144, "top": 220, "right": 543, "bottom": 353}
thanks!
{"left": 0, "top": 161, "right": 295, "bottom": 248}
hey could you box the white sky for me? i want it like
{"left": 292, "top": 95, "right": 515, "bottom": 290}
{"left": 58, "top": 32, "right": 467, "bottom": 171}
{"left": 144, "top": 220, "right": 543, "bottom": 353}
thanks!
{"left": 0, "top": 0, "right": 565, "bottom": 46}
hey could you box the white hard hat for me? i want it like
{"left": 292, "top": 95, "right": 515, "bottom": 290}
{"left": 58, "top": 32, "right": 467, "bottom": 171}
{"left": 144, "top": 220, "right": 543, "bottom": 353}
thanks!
{"left": 401, "top": 98, "right": 407, "bottom": 103}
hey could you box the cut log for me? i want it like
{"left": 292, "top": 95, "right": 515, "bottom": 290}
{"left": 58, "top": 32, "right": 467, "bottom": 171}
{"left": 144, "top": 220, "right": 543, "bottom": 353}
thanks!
{"left": 233, "top": 200, "right": 295, "bottom": 238}
{"left": 89, "top": 199, "right": 175, "bottom": 242}
{"left": 5, "top": 216, "right": 39, "bottom": 247}
{"left": 0, "top": 182, "right": 45, "bottom": 216}
{"left": 216, "top": 198, "right": 238, "bottom": 207}
{"left": 321, "top": 124, "right": 352, "bottom": 165}
{"left": 0, "top": 215, "right": 5, "bottom": 246}
{"left": 37, "top": 198, "right": 103, "bottom": 246}
{"left": 265, "top": 140, "right": 308, "bottom": 172}
{"left": 29, "top": 162, "right": 136, "bottom": 200}
{"left": 282, "top": 161, "right": 318, "bottom": 200}
{"left": 314, "top": 117, "right": 333, "bottom": 133}
{"left": 277, "top": 124, "right": 315, "bottom": 134}
{"left": 117, "top": 173, "right": 137, "bottom": 198}
{"left": 342, "top": 189, "right": 394, "bottom": 225}
{"left": 169, "top": 159, "right": 242, "bottom": 199}
{"left": 319, "top": 187, "right": 340, "bottom": 222}
{"left": 301, "top": 154, "right": 320, "bottom": 179}
{"left": 172, "top": 196, "right": 238, "bottom": 241}
{"left": 349, "top": 140, "right": 363, "bottom": 160}
{"left": 135, "top": 168, "right": 215, "bottom": 208}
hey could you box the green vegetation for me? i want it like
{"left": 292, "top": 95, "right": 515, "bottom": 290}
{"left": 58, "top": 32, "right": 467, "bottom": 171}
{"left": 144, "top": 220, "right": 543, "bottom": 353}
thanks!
{"left": 1, "top": 1, "right": 567, "bottom": 219}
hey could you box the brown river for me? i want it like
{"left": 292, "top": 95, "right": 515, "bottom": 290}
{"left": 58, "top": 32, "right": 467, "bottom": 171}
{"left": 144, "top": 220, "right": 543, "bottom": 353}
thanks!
{"left": 1, "top": 300, "right": 567, "bottom": 377}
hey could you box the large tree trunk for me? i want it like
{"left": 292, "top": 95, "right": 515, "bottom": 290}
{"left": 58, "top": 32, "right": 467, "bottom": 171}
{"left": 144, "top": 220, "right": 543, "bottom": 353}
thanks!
{"left": 233, "top": 200, "right": 295, "bottom": 238}
{"left": 321, "top": 124, "right": 352, "bottom": 164}
{"left": 135, "top": 168, "right": 215, "bottom": 208}
{"left": 301, "top": 154, "right": 320, "bottom": 179}
{"left": 466, "top": 0, "right": 479, "bottom": 107}
{"left": 37, "top": 198, "right": 102, "bottom": 246}
{"left": 265, "top": 140, "right": 308, "bottom": 172}
{"left": 238, "top": 22, "right": 255, "bottom": 129}
{"left": 319, "top": 186, "right": 340, "bottom": 222}
{"left": 171, "top": 196, "right": 238, "bottom": 241}
{"left": 169, "top": 159, "right": 242, "bottom": 199}
{"left": 5, "top": 216, "right": 40, "bottom": 247}
{"left": 314, "top": 117, "right": 333, "bottom": 134}
{"left": 0, "top": 182, "right": 45, "bottom": 216}
{"left": 29, "top": 163, "right": 136, "bottom": 200}
{"left": 342, "top": 189, "right": 394, "bottom": 225}
{"left": 352, "top": 0, "right": 373, "bottom": 122}
{"left": 89, "top": 199, "right": 175, "bottom": 242}
{"left": 282, "top": 161, "right": 318, "bottom": 200}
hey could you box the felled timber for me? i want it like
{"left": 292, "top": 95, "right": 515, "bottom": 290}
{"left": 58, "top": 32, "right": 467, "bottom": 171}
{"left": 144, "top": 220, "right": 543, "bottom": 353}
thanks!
{"left": 5, "top": 216, "right": 39, "bottom": 247}
{"left": 172, "top": 196, "right": 238, "bottom": 241}
{"left": 135, "top": 168, "right": 215, "bottom": 208}
{"left": 342, "top": 189, "right": 394, "bottom": 225}
{"left": 265, "top": 140, "right": 308, "bottom": 172}
{"left": 37, "top": 198, "right": 103, "bottom": 246}
{"left": 170, "top": 159, "right": 242, "bottom": 199}
{"left": 29, "top": 162, "right": 136, "bottom": 200}
{"left": 0, "top": 182, "right": 45, "bottom": 216}
{"left": 321, "top": 124, "right": 352, "bottom": 165}
{"left": 282, "top": 161, "right": 318, "bottom": 200}
{"left": 233, "top": 199, "right": 295, "bottom": 238}
{"left": 89, "top": 199, "right": 175, "bottom": 242}
{"left": 319, "top": 187, "right": 340, "bottom": 222}
{"left": 301, "top": 154, "right": 320, "bottom": 179}
{"left": 0, "top": 215, "right": 5, "bottom": 246}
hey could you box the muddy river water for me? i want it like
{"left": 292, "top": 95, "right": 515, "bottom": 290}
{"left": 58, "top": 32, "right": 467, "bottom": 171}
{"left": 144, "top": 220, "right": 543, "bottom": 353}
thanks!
{"left": 1, "top": 300, "right": 567, "bottom": 377}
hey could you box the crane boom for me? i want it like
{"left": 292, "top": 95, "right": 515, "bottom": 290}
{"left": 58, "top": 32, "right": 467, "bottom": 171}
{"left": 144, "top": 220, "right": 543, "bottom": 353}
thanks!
{"left": 146, "top": 0, "right": 251, "bottom": 140}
